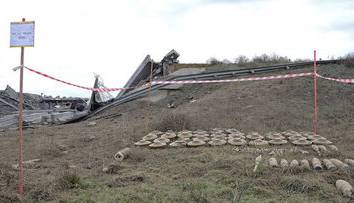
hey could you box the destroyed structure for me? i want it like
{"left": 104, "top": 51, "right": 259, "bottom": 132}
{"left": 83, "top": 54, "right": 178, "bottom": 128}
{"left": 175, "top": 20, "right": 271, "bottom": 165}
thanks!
{"left": 0, "top": 85, "right": 88, "bottom": 128}
{"left": 116, "top": 49, "right": 180, "bottom": 98}
{"left": 88, "top": 74, "right": 114, "bottom": 111}
{"left": 0, "top": 49, "right": 181, "bottom": 128}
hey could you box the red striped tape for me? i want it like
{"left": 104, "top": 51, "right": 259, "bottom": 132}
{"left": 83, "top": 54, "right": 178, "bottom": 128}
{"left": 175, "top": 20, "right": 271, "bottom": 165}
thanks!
{"left": 316, "top": 73, "right": 354, "bottom": 84}
{"left": 24, "top": 66, "right": 133, "bottom": 92}
{"left": 24, "top": 66, "right": 313, "bottom": 92}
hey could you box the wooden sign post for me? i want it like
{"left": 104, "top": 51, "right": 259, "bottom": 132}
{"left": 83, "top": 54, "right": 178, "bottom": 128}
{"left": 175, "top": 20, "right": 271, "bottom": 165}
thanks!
{"left": 10, "top": 18, "right": 35, "bottom": 196}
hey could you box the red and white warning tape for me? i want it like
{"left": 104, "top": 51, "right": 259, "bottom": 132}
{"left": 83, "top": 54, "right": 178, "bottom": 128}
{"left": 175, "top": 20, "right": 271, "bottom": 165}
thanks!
{"left": 152, "top": 72, "right": 313, "bottom": 84}
{"left": 24, "top": 66, "right": 133, "bottom": 92}
{"left": 316, "top": 73, "right": 354, "bottom": 84}
{"left": 23, "top": 66, "right": 314, "bottom": 92}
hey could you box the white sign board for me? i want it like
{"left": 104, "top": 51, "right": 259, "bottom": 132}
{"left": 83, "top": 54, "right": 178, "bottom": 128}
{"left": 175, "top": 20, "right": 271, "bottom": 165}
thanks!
{"left": 10, "top": 21, "right": 35, "bottom": 47}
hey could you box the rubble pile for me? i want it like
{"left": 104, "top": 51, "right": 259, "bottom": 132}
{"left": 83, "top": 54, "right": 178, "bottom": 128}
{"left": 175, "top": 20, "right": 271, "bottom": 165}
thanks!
{"left": 0, "top": 85, "right": 89, "bottom": 128}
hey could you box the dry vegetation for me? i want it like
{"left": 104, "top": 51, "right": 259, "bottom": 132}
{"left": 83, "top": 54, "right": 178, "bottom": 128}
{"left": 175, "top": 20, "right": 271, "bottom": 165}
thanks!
{"left": 207, "top": 53, "right": 303, "bottom": 67}
{"left": 342, "top": 54, "right": 354, "bottom": 68}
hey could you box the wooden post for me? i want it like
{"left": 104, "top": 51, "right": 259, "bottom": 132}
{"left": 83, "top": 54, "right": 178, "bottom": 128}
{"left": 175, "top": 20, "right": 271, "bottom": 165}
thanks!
{"left": 17, "top": 17, "right": 25, "bottom": 196}
{"left": 313, "top": 50, "right": 318, "bottom": 135}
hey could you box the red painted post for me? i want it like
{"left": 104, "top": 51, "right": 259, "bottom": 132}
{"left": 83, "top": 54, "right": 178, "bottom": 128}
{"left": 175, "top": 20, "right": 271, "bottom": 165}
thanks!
{"left": 313, "top": 50, "right": 318, "bottom": 135}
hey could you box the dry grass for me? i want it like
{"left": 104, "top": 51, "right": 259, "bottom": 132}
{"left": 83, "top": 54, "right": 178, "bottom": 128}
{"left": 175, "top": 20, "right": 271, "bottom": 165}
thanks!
{"left": 153, "top": 113, "right": 190, "bottom": 132}
{"left": 28, "top": 183, "right": 56, "bottom": 202}
{"left": 280, "top": 176, "right": 321, "bottom": 194}
{"left": 128, "top": 149, "right": 146, "bottom": 162}
{"left": 57, "top": 171, "right": 82, "bottom": 190}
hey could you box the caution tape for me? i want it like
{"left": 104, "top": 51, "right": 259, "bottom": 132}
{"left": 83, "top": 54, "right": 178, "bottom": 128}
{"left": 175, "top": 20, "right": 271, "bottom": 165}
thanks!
{"left": 151, "top": 72, "right": 313, "bottom": 84}
{"left": 316, "top": 73, "right": 354, "bottom": 84}
{"left": 24, "top": 66, "right": 133, "bottom": 92}
{"left": 23, "top": 66, "right": 314, "bottom": 92}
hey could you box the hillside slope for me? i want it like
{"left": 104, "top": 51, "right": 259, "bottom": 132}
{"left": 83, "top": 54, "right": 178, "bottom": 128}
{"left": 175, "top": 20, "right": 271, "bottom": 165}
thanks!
{"left": 1, "top": 64, "right": 354, "bottom": 202}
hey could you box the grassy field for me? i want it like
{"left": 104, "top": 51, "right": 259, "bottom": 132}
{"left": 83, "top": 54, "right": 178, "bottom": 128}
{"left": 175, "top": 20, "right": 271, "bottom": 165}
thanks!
{"left": 1, "top": 63, "right": 354, "bottom": 202}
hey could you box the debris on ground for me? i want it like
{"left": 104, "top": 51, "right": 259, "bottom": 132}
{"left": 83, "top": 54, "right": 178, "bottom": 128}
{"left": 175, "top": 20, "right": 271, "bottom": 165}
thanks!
{"left": 87, "top": 121, "right": 97, "bottom": 127}
{"left": 114, "top": 148, "right": 131, "bottom": 161}
{"left": 253, "top": 155, "right": 262, "bottom": 172}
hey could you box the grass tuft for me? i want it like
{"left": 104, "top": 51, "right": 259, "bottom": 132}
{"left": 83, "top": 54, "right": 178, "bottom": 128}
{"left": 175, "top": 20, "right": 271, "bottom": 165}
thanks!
{"left": 57, "top": 171, "right": 82, "bottom": 190}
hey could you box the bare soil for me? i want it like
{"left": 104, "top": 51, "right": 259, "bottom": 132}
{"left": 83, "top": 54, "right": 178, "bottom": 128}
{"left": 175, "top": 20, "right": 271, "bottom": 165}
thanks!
{"left": 1, "top": 64, "right": 354, "bottom": 202}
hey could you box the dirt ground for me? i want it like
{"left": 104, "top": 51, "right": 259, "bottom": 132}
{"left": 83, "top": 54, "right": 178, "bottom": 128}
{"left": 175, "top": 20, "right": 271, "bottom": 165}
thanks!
{"left": 1, "top": 63, "right": 354, "bottom": 202}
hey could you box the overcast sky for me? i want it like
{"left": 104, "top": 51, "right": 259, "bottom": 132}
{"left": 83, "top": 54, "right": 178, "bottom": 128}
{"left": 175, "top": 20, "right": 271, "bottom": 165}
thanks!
{"left": 0, "top": 0, "right": 353, "bottom": 97}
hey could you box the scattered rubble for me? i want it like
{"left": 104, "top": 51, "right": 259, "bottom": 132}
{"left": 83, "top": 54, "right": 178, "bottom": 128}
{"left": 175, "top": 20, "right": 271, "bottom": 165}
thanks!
{"left": 0, "top": 85, "right": 89, "bottom": 128}
{"left": 0, "top": 72, "right": 119, "bottom": 128}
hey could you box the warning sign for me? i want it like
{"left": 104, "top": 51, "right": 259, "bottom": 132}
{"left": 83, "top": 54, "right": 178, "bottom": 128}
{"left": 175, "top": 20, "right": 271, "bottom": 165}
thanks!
{"left": 10, "top": 21, "right": 35, "bottom": 47}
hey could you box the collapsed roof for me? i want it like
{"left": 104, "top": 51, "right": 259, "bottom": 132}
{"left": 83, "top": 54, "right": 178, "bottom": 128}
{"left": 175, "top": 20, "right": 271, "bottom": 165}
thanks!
{"left": 0, "top": 85, "right": 42, "bottom": 116}
{"left": 116, "top": 49, "right": 180, "bottom": 98}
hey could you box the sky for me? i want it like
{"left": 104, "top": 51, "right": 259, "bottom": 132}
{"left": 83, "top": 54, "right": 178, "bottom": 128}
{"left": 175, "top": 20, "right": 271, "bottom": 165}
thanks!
{"left": 0, "top": 0, "right": 353, "bottom": 97}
